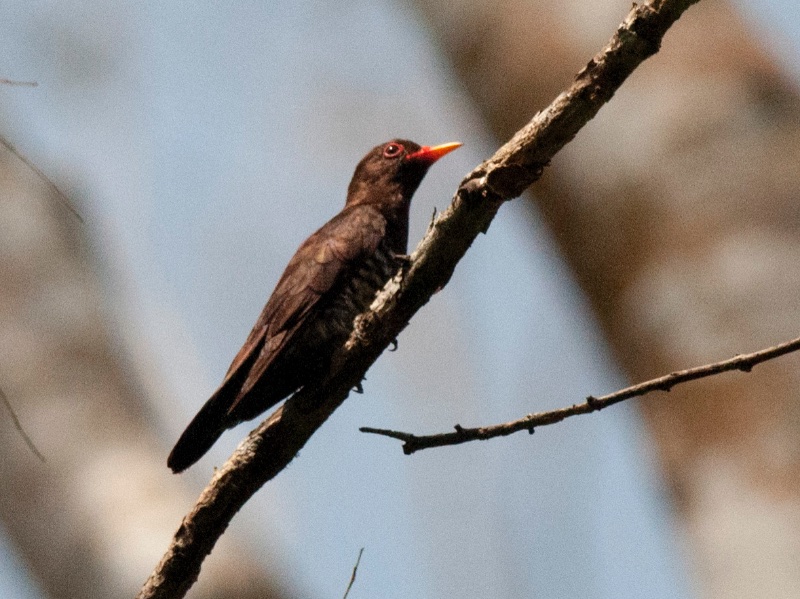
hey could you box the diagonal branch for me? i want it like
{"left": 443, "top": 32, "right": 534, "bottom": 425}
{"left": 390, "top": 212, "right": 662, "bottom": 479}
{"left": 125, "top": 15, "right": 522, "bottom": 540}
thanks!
{"left": 361, "top": 335, "right": 800, "bottom": 454}
{"left": 0, "top": 386, "right": 46, "bottom": 462}
{"left": 0, "top": 135, "right": 83, "bottom": 222}
{"left": 342, "top": 548, "right": 365, "bottom": 599}
{"left": 137, "top": 1, "right": 701, "bottom": 597}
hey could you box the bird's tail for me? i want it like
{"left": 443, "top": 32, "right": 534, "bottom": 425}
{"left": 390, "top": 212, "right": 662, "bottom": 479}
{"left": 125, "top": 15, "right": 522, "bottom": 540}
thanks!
{"left": 167, "top": 386, "right": 238, "bottom": 473}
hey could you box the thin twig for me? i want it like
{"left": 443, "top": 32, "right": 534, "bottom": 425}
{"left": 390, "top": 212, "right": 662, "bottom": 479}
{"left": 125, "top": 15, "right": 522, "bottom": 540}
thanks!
{"left": 0, "top": 76, "right": 81, "bottom": 220}
{"left": 0, "top": 136, "right": 83, "bottom": 222}
{"left": 342, "top": 548, "right": 365, "bottom": 599}
{"left": 0, "top": 387, "right": 46, "bottom": 462}
{"left": 0, "top": 78, "right": 38, "bottom": 87}
{"left": 136, "top": 2, "right": 701, "bottom": 597}
{"left": 361, "top": 335, "right": 800, "bottom": 453}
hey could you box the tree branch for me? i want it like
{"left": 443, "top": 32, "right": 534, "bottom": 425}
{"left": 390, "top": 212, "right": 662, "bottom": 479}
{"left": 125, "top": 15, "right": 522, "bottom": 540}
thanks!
{"left": 361, "top": 335, "right": 800, "bottom": 453}
{"left": 342, "top": 548, "right": 365, "bottom": 599}
{"left": 0, "top": 135, "right": 83, "bottom": 222}
{"left": 0, "top": 386, "right": 45, "bottom": 463}
{"left": 0, "top": 78, "right": 38, "bottom": 87}
{"left": 137, "top": 1, "right": 700, "bottom": 597}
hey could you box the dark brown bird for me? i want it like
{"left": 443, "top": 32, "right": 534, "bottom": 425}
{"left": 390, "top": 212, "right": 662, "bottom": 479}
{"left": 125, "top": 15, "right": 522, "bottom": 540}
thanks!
{"left": 168, "top": 139, "right": 461, "bottom": 472}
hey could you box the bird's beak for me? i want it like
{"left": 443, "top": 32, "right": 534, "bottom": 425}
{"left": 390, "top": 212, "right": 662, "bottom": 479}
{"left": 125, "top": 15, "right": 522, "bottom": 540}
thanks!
{"left": 405, "top": 141, "right": 462, "bottom": 165}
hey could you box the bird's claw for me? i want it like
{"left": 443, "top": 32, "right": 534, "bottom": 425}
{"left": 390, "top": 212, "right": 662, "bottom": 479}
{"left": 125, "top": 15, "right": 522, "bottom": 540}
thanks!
{"left": 389, "top": 339, "right": 398, "bottom": 352}
{"left": 392, "top": 252, "right": 412, "bottom": 268}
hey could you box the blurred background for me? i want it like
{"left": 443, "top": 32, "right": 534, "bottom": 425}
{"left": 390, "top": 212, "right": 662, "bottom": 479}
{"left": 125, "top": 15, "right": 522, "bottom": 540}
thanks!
{"left": 0, "top": 0, "right": 799, "bottom": 597}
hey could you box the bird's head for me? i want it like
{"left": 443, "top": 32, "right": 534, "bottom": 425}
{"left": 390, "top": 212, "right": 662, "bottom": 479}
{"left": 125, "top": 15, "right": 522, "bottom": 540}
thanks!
{"left": 345, "top": 139, "right": 461, "bottom": 211}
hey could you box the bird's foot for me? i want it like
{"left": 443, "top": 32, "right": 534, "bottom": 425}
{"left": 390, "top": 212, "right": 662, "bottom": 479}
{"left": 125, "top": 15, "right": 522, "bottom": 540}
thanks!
{"left": 391, "top": 252, "right": 412, "bottom": 270}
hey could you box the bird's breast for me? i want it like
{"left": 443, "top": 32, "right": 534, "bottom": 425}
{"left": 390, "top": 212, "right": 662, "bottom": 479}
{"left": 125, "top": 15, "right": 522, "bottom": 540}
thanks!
{"left": 308, "top": 242, "right": 396, "bottom": 345}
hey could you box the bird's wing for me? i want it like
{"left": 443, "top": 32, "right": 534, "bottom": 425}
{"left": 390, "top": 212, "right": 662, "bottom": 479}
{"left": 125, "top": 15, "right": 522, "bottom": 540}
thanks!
{"left": 222, "top": 205, "right": 387, "bottom": 404}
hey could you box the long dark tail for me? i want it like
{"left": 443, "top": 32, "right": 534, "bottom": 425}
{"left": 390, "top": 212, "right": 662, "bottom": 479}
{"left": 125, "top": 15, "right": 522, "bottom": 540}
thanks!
{"left": 167, "top": 386, "right": 238, "bottom": 473}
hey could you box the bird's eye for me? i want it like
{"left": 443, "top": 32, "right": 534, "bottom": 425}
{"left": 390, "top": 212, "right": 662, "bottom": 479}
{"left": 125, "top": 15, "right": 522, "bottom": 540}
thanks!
{"left": 383, "top": 143, "right": 404, "bottom": 158}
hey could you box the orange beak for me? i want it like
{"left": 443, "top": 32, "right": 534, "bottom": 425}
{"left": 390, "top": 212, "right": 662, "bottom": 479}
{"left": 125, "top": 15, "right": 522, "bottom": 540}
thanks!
{"left": 405, "top": 141, "right": 462, "bottom": 165}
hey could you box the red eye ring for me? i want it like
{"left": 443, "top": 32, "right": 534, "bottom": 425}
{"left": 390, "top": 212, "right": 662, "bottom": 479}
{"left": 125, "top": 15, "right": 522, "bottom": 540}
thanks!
{"left": 383, "top": 143, "right": 404, "bottom": 158}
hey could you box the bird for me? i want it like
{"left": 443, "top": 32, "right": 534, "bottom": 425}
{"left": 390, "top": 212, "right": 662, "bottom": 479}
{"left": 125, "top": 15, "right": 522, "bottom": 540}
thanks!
{"left": 167, "top": 139, "right": 461, "bottom": 472}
